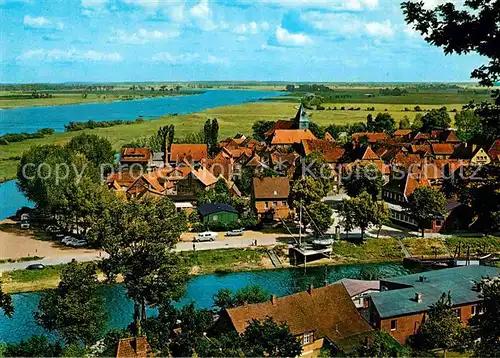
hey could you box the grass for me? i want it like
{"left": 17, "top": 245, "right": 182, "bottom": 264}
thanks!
{"left": 331, "top": 238, "right": 404, "bottom": 264}
{"left": 180, "top": 247, "right": 269, "bottom": 275}
{"left": 2, "top": 264, "right": 65, "bottom": 293}
{"left": 402, "top": 238, "right": 450, "bottom": 257}
{"left": 0, "top": 256, "right": 44, "bottom": 264}
{"left": 445, "top": 236, "right": 500, "bottom": 255}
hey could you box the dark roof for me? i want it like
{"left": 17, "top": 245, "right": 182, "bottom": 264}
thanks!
{"left": 225, "top": 283, "right": 373, "bottom": 347}
{"left": 198, "top": 203, "right": 238, "bottom": 216}
{"left": 371, "top": 266, "right": 500, "bottom": 319}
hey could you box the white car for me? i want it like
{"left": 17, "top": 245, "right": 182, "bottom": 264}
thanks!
{"left": 194, "top": 231, "right": 217, "bottom": 242}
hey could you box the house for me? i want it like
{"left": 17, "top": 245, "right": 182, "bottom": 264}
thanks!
{"left": 430, "top": 143, "right": 455, "bottom": 159}
{"left": 487, "top": 139, "right": 500, "bottom": 163}
{"left": 265, "top": 104, "right": 310, "bottom": 137}
{"left": 369, "top": 266, "right": 500, "bottom": 344}
{"left": 452, "top": 143, "right": 491, "bottom": 165}
{"left": 301, "top": 139, "right": 345, "bottom": 164}
{"left": 392, "top": 129, "right": 412, "bottom": 141}
{"left": 334, "top": 279, "right": 380, "bottom": 309}
{"left": 116, "top": 337, "right": 152, "bottom": 357}
{"left": 126, "top": 174, "right": 166, "bottom": 199}
{"left": 169, "top": 144, "right": 208, "bottom": 165}
{"left": 219, "top": 283, "right": 374, "bottom": 357}
{"left": 198, "top": 203, "right": 238, "bottom": 226}
{"left": 120, "top": 148, "right": 152, "bottom": 167}
{"left": 270, "top": 129, "right": 317, "bottom": 146}
{"left": 252, "top": 177, "right": 291, "bottom": 221}
{"left": 351, "top": 132, "right": 389, "bottom": 145}
{"left": 430, "top": 129, "right": 461, "bottom": 144}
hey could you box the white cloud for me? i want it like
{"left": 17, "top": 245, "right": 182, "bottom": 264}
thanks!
{"left": 81, "top": 0, "right": 108, "bottom": 16}
{"left": 23, "top": 15, "right": 64, "bottom": 30}
{"left": 152, "top": 52, "right": 200, "bottom": 63}
{"left": 300, "top": 11, "right": 362, "bottom": 34}
{"left": 365, "top": 20, "right": 395, "bottom": 37}
{"left": 206, "top": 55, "right": 229, "bottom": 65}
{"left": 18, "top": 49, "right": 122, "bottom": 62}
{"left": 275, "top": 26, "right": 312, "bottom": 47}
{"left": 403, "top": 24, "right": 419, "bottom": 38}
{"left": 233, "top": 21, "right": 270, "bottom": 35}
{"left": 189, "top": 0, "right": 217, "bottom": 31}
{"left": 237, "top": 0, "right": 378, "bottom": 11}
{"left": 109, "top": 28, "right": 179, "bottom": 44}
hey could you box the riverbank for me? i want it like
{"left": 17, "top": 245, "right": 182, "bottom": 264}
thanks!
{"left": 5, "top": 236, "right": 499, "bottom": 294}
{"left": 0, "top": 91, "right": 201, "bottom": 110}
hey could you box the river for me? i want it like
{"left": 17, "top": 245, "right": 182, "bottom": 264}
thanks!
{"left": 0, "top": 263, "right": 412, "bottom": 343}
{"left": 0, "top": 180, "right": 33, "bottom": 220}
{"left": 0, "top": 90, "right": 283, "bottom": 135}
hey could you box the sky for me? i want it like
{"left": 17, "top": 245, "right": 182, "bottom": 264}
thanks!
{"left": 0, "top": 0, "right": 485, "bottom": 83}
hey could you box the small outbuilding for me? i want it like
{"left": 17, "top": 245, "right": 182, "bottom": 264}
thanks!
{"left": 198, "top": 203, "right": 238, "bottom": 225}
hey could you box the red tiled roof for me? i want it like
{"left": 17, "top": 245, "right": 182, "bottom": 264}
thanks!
{"left": 252, "top": 177, "right": 290, "bottom": 199}
{"left": 488, "top": 139, "right": 500, "bottom": 162}
{"left": 271, "top": 129, "right": 317, "bottom": 145}
{"left": 431, "top": 143, "right": 455, "bottom": 156}
{"left": 116, "top": 337, "right": 151, "bottom": 358}
{"left": 106, "top": 172, "right": 140, "bottom": 188}
{"left": 324, "top": 132, "right": 335, "bottom": 142}
{"left": 301, "top": 139, "right": 345, "bottom": 163}
{"left": 120, "top": 148, "right": 152, "bottom": 164}
{"left": 405, "top": 172, "right": 430, "bottom": 197}
{"left": 169, "top": 144, "right": 208, "bottom": 163}
{"left": 264, "top": 120, "right": 295, "bottom": 137}
{"left": 392, "top": 129, "right": 412, "bottom": 137}
{"left": 351, "top": 132, "right": 388, "bottom": 143}
{"left": 191, "top": 167, "right": 218, "bottom": 187}
{"left": 225, "top": 283, "right": 373, "bottom": 346}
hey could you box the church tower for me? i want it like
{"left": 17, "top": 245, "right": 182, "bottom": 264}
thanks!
{"left": 294, "top": 104, "right": 309, "bottom": 130}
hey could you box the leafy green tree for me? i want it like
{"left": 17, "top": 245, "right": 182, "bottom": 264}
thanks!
{"left": 373, "top": 201, "right": 390, "bottom": 239}
{"left": 411, "top": 113, "right": 423, "bottom": 131}
{"left": 290, "top": 176, "right": 325, "bottom": 208}
{"left": 309, "top": 121, "right": 325, "bottom": 139}
{"left": 406, "top": 186, "right": 446, "bottom": 237}
{"left": 66, "top": 133, "right": 115, "bottom": 168}
{"left": 366, "top": 113, "right": 374, "bottom": 132}
{"left": 399, "top": 115, "right": 411, "bottom": 130}
{"left": 454, "top": 110, "right": 482, "bottom": 142}
{"left": 471, "top": 277, "right": 500, "bottom": 357}
{"left": 34, "top": 261, "right": 106, "bottom": 346}
{"left": 99, "top": 328, "right": 132, "bottom": 357}
{"left": 241, "top": 317, "right": 302, "bottom": 357}
{"left": 402, "top": 0, "right": 500, "bottom": 139}
{"left": 97, "top": 196, "right": 188, "bottom": 333}
{"left": 3, "top": 336, "right": 63, "bottom": 357}
{"left": 293, "top": 151, "right": 333, "bottom": 201}
{"left": 303, "top": 201, "right": 333, "bottom": 237}
{"left": 234, "top": 166, "right": 253, "bottom": 196}
{"left": 421, "top": 107, "right": 451, "bottom": 132}
{"left": 204, "top": 118, "right": 219, "bottom": 155}
{"left": 356, "top": 331, "right": 408, "bottom": 357}
{"left": 0, "top": 281, "right": 14, "bottom": 318}
{"left": 342, "top": 164, "right": 384, "bottom": 200}
{"left": 213, "top": 285, "right": 269, "bottom": 311}
{"left": 338, "top": 199, "right": 356, "bottom": 239}
{"left": 252, "top": 120, "right": 276, "bottom": 141}
{"left": 411, "top": 292, "right": 471, "bottom": 356}
{"left": 351, "top": 191, "right": 377, "bottom": 240}
{"left": 373, "top": 113, "right": 395, "bottom": 132}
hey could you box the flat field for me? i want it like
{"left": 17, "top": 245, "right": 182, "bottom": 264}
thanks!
{"left": 0, "top": 101, "right": 466, "bottom": 182}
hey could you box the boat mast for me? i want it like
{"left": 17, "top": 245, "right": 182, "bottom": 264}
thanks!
{"left": 299, "top": 199, "right": 302, "bottom": 246}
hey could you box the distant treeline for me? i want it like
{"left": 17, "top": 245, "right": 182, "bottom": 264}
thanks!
{"left": 64, "top": 117, "right": 145, "bottom": 132}
{"left": 0, "top": 128, "right": 54, "bottom": 145}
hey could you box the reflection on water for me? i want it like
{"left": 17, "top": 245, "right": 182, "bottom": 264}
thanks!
{"left": 0, "top": 262, "right": 411, "bottom": 343}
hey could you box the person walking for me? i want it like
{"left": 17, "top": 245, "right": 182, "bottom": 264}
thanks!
{"left": 193, "top": 243, "right": 196, "bottom": 251}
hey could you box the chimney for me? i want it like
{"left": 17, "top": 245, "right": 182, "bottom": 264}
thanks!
{"left": 415, "top": 293, "right": 423, "bottom": 303}
{"left": 307, "top": 284, "right": 313, "bottom": 295}
{"left": 271, "top": 295, "right": 276, "bottom": 305}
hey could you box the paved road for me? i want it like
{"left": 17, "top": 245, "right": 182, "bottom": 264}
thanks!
{"left": 0, "top": 236, "right": 292, "bottom": 273}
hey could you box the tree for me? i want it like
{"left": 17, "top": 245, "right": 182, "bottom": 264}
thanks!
{"left": 96, "top": 196, "right": 188, "bottom": 333}
{"left": 366, "top": 113, "right": 374, "bottom": 132}
{"left": 406, "top": 186, "right": 446, "bottom": 237}
{"left": 355, "top": 331, "right": 408, "bottom": 357}
{"left": 471, "top": 277, "right": 500, "bottom": 357}
{"left": 454, "top": 110, "right": 482, "bottom": 142}
{"left": 372, "top": 113, "right": 395, "bottom": 132}
{"left": 293, "top": 151, "right": 333, "bottom": 200}
{"left": 241, "top": 317, "right": 302, "bottom": 357}
{"left": 290, "top": 176, "right": 325, "bottom": 208}
{"left": 66, "top": 133, "right": 115, "bottom": 168}
{"left": 421, "top": 107, "right": 451, "bottom": 132}
{"left": 0, "top": 280, "right": 14, "bottom": 318}
{"left": 3, "top": 336, "right": 63, "bottom": 357}
{"left": 339, "top": 191, "right": 378, "bottom": 240}
{"left": 402, "top": 0, "right": 500, "bottom": 139}
{"left": 399, "top": 115, "right": 411, "bottom": 130}
{"left": 342, "top": 164, "right": 384, "bottom": 200}
{"left": 234, "top": 166, "right": 253, "bottom": 196}
{"left": 308, "top": 121, "right": 325, "bottom": 139}
{"left": 303, "top": 201, "right": 333, "bottom": 237}
{"left": 34, "top": 261, "right": 106, "bottom": 346}
{"left": 213, "top": 285, "right": 269, "bottom": 311}
{"left": 204, "top": 118, "right": 219, "bottom": 155}
{"left": 411, "top": 113, "right": 423, "bottom": 131}
{"left": 252, "top": 120, "right": 276, "bottom": 141}
{"left": 411, "top": 292, "right": 470, "bottom": 356}
{"left": 372, "top": 201, "right": 390, "bottom": 239}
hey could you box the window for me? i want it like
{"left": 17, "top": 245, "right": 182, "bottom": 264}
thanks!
{"left": 390, "top": 319, "right": 397, "bottom": 331}
{"left": 282, "top": 200, "right": 287, "bottom": 206}
{"left": 273, "top": 201, "right": 278, "bottom": 207}
{"left": 471, "top": 305, "right": 476, "bottom": 316}
{"left": 303, "top": 333, "right": 311, "bottom": 345}
{"left": 212, "top": 215, "right": 218, "bottom": 222}
{"left": 265, "top": 202, "right": 269, "bottom": 209}
{"left": 435, "top": 220, "right": 442, "bottom": 226}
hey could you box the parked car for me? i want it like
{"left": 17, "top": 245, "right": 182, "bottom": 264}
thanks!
{"left": 20, "top": 213, "right": 30, "bottom": 229}
{"left": 225, "top": 228, "right": 244, "bottom": 237}
{"left": 62, "top": 236, "right": 77, "bottom": 244}
{"left": 26, "top": 263, "right": 45, "bottom": 270}
{"left": 69, "top": 239, "right": 87, "bottom": 248}
{"left": 194, "top": 231, "right": 217, "bottom": 242}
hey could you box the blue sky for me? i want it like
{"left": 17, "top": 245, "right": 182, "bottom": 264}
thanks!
{"left": 0, "top": 0, "right": 484, "bottom": 83}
